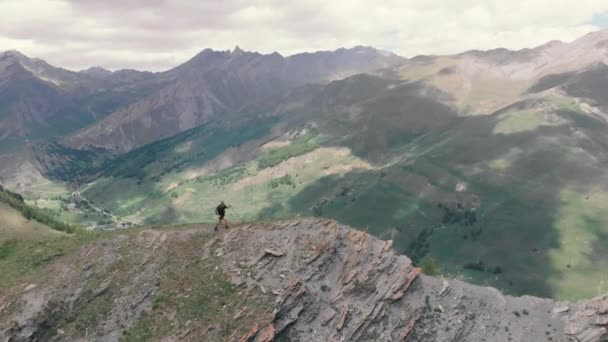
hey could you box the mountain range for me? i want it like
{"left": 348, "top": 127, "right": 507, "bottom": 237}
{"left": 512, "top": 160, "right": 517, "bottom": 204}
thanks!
{"left": 3, "top": 30, "right": 608, "bottom": 301}
{"left": 0, "top": 46, "right": 403, "bottom": 153}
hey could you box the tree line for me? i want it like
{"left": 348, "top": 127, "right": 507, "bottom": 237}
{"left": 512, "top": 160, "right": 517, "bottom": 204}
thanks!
{"left": 0, "top": 185, "right": 80, "bottom": 234}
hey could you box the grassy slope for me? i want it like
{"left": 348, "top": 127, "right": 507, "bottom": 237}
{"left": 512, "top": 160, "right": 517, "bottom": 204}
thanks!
{"left": 0, "top": 199, "right": 90, "bottom": 291}
{"left": 0, "top": 203, "right": 64, "bottom": 243}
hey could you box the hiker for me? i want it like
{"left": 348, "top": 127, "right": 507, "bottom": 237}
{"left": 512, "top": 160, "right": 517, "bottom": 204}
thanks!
{"left": 214, "top": 200, "right": 231, "bottom": 231}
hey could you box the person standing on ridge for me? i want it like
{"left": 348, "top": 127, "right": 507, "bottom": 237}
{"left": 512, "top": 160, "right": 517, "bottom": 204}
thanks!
{"left": 214, "top": 200, "right": 231, "bottom": 231}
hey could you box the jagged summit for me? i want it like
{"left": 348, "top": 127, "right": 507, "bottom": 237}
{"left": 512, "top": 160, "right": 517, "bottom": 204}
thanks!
{"left": 1, "top": 219, "right": 606, "bottom": 341}
{"left": 80, "top": 65, "right": 113, "bottom": 77}
{"left": 232, "top": 45, "right": 245, "bottom": 55}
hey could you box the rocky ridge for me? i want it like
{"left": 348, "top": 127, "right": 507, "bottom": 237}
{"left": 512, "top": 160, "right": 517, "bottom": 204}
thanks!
{"left": 1, "top": 219, "right": 607, "bottom": 341}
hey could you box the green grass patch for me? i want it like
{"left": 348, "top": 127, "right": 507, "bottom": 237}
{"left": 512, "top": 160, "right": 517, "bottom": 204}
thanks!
{"left": 122, "top": 314, "right": 171, "bottom": 342}
{"left": 547, "top": 189, "right": 608, "bottom": 300}
{"left": 152, "top": 292, "right": 172, "bottom": 311}
{"left": 269, "top": 174, "right": 296, "bottom": 188}
{"left": 177, "top": 278, "right": 236, "bottom": 319}
{"left": 258, "top": 132, "right": 322, "bottom": 169}
{"left": 493, "top": 111, "right": 561, "bottom": 134}
{"left": 0, "top": 233, "right": 95, "bottom": 289}
{"left": 196, "top": 164, "right": 251, "bottom": 186}
{"left": 0, "top": 240, "right": 18, "bottom": 260}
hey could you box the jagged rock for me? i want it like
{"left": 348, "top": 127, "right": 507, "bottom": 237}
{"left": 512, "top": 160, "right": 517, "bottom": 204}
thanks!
{"left": 92, "top": 280, "right": 111, "bottom": 297}
{"left": 439, "top": 278, "right": 450, "bottom": 296}
{"left": 241, "top": 323, "right": 261, "bottom": 341}
{"left": 225, "top": 219, "right": 608, "bottom": 342}
{"left": 23, "top": 284, "right": 36, "bottom": 292}
{"left": 234, "top": 307, "right": 248, "bottom": 320}
{"left": 263, "top": 249, "right": 284, "bottom": 257}
{"left": 597, "top": 315, "right": 608, "bottom": 325}
{"left": 596, "top": 299, "right": 608, "bottom": 314}
{"left": 253, "top": 324, "right": 275, "bottom": 342}
{"left": 553, "top": 303, "right": 570, "bottom": 314}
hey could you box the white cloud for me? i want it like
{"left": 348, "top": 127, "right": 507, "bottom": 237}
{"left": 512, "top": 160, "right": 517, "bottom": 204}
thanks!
{"left": 0, "top": 0, "right": 607, "bottom": 71}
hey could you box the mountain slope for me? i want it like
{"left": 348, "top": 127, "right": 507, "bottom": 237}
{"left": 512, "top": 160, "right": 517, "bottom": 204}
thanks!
{"left": 1, "top": 220, "right": 607, "bottom": 341}
{"left": 0, "top": 203, "right": 63, "bottom": 243}
{"left": 0, "top": 50, "right": 160, "bottom": 151}
{"left": 380, "top": 29, "right": 608, "bottom": 115}
{"left": 0, "top": 51, "right": 73, "bottom": 145}
{"left": 62, "top": 47, "right": 405, "bottom": 153}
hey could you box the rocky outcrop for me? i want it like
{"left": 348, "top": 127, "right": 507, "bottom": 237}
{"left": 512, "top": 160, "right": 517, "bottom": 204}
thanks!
{"left": 210, "top": 219, "right": 608, "bottom": 342}
{"left": 1, "top": 219, "right": 607, "bottom": 341}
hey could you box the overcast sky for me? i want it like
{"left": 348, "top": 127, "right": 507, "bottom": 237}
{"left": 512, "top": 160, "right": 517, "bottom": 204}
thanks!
{"left": 1, "top": 0, "right": 607, "bottom": 71}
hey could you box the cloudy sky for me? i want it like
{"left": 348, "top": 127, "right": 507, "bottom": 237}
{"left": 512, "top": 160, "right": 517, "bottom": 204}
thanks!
{"left": 1, "top": 0, "right": 607, "bottom": 71}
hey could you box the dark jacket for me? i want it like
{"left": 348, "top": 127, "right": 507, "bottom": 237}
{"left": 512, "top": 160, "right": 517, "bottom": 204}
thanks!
{"left": 215, "top": 203, "right": 228, "bottom": 216}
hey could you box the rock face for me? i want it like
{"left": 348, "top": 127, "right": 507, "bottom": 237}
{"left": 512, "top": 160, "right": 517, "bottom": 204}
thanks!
{"left": 216, "top": 220, "right": 608, "bottom": 342}
{"left": 1, "top": 219, "right": 607, "bottom": 341}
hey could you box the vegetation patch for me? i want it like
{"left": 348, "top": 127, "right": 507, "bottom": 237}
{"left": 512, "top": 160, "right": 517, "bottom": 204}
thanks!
{"left": 196, "top": 165, "right": 250, "bottom": 186}
{"left": 488, "top": 148, "right": 523, "bottom": 172}
{"left": 258, "top": 131, "right": 322, "bottom": 169}
{"left": 0, "top": 240, "right": 18, "bottom": 260}
{"left": 177, "top": 278, "right": 236, "bottom": 319}
{"left": 0, "top": 234, "right": 94, "bottom": 289}
{"left": 0, "top": 186, "right": 80, "bottom": 234}
{"left": 122, "top": 315, "right": 172, "bottom": 342}
{"left": 421, "top": 256, "right": 441, "bottom": 276}
{"left": 493, "top": 111, "right": 562, "bottom": 134}
{"left": 269, "top": 174, "right": 296, "bottom": 188}
{"left": 548, "top": 189, "right": 608, "bottom": 299}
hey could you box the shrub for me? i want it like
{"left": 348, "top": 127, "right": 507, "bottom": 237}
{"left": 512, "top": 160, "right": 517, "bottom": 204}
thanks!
{"left": 421, "top": 256, "right": 441, "bottom": 276}
{"left": 258, "top": 132, "right": 320, "bottom": 169}
{"left": 269, "top": 174, "right": 295, "bottom": 188}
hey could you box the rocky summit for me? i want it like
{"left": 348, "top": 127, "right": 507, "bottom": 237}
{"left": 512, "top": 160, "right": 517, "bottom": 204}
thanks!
{"left": 1, "top": 219, "right": 606, "bottom": 341}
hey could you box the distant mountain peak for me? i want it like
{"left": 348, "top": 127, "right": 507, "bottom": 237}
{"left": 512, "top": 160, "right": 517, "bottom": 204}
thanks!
{"left": 232, "top": 45, "right": 244, "bottom": 55}
{"left": 0, "top": 49, "right": 27, "bottom": 61}
{"left": 85, "top": 66, "right": 111, "bottom": 72}
{"left": 81, "top": 66, "right": 113, "bottom": 77}
{"left": 542, "top": 40, "right": 565, "bottom": 48}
